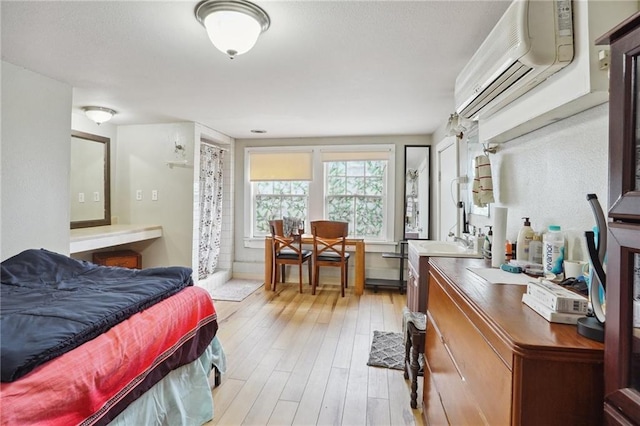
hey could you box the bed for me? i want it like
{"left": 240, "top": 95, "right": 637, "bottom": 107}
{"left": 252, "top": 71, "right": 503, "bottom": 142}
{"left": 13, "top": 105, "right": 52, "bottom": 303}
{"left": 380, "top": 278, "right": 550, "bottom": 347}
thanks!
{"left": 0, "top": 249, "right": 225, "bottom": 425}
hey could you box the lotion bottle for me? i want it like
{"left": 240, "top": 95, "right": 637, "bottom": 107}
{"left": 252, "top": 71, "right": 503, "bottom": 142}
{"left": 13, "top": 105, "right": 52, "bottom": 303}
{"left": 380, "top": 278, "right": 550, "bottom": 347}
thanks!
{"left": 516, "top": 217, "right": 535, "bottom": 262}
{"left": 528, "top": 233, "right": 543, "bottom": 265}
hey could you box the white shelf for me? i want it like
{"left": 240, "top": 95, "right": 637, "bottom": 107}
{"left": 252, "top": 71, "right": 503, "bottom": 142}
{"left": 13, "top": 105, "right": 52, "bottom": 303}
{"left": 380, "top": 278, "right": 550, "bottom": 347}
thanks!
{"left": 70, "top": 224, "right": 162, "bottom": 253}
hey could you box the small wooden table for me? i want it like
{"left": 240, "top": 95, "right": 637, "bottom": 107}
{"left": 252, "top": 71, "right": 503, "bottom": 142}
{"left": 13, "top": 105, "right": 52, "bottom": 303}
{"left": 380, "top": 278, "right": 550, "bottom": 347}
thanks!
{"left": 264, "top": 235, "right": 366, "bottom": 295}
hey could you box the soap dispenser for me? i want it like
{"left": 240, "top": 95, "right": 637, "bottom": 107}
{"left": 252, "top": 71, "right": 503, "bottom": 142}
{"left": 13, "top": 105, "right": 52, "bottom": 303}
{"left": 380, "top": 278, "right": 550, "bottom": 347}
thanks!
{"left": 516, "top": 217, "right": 534, "bottom": 262}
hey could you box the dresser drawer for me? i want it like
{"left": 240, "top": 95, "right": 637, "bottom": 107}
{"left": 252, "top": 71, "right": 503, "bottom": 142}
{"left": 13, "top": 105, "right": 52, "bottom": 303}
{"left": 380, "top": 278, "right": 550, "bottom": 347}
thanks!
{"left": 93, "top": 250, "right": 141, "bottom": 269}
{"left": 425, "top": 313, "right": 485, "bottom": 425}
{"left": 427, "top": 271, "right": 511, "bottom": 425}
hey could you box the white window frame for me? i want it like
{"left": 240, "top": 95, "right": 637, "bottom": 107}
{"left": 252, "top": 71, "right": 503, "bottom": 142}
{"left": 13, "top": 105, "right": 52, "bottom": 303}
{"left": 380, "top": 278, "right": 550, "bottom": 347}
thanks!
{"left": 244, "top": 144, "right": 395, "bottom": 243}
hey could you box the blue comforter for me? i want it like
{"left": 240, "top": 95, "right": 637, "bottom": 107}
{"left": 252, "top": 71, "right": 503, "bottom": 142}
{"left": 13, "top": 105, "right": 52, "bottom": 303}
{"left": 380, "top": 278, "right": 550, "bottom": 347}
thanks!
{"left": 0, "top": 249, "right": 193, "bottom": 382}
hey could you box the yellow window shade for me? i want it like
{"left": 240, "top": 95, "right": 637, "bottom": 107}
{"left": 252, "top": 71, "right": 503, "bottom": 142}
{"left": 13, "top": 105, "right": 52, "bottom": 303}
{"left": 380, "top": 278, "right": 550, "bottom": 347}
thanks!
{"left": 249, "top": 151, "right": 313, "bottom": 181}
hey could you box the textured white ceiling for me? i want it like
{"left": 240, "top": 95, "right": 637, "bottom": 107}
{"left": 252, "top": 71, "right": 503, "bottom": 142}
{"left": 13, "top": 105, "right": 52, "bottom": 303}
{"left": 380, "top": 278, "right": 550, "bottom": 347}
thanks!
{"left": 1, "top": 1, "right": 510, "bottom": 139}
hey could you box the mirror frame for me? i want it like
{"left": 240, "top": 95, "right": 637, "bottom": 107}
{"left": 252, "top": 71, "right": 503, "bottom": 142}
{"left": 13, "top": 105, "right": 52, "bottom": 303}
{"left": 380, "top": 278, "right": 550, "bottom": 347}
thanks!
{"left": 402, "top": 145, "right": 431, "bottom": 240}
{"left": 70, "top": 130, "right": 111, "bottom": 229}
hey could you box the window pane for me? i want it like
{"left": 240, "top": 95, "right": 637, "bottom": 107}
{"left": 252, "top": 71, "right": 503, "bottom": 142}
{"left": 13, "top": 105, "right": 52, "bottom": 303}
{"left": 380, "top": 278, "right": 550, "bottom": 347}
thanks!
{"left": 255, "top": 195, "right": 281, "bottom": 233}
{"left": 327, "top": 176, "right": 346, "bottom": 195}
{"left": 355, "top": 197, "right": 383, "bottom": 237}
{"left": 366, "top": 176, "right": 383, "bottom": 196}
{"left": 366, "top": 161, "right": 385, "bottom": 177}
{"left": 272, "top": 181, "right": 290, "bottom": 195}
{"left": 291, "top": 181, "right": 308, "bottom": 195}
{"left": 253, "top": 181, "right": 309, "bottom": 236}
{"left": 256, "top": 181, "right": 273, "bottom": 194}
{"left": 346, "top": 161, "right": 365, "bottom": 176}
{"left": 346, "top": 177, "right": 365, "bottom": 195}
{"left": 282, "top": 196, "right": 307, "bottom": 218}
{"left": 327, "top": 196, "right": 354, "bottom": 223}
{"left": 328, "top": 162, "right": 346, "bottom": 176}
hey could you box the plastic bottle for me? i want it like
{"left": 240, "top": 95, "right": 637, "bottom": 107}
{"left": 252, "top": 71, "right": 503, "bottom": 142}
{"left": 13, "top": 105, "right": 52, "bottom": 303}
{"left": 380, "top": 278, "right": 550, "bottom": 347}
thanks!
{"left": 542, "top": 225, "right": 566, "bottom": 275}
{"left": 528, "top": 233, "right": 543, "bottom": 265}
{"left": 516, "top": 217, "right": 535, "bottom": 262}
{"left": 505, "top": 239, "right": 513, "bottom": 261}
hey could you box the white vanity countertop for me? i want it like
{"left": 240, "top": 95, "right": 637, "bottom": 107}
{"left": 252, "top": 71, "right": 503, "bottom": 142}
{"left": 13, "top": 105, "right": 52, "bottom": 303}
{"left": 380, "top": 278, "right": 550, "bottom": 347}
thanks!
{"left": 408, "top": 239, "right": 482, "bottom": 258}
{"left": 70, "top": 224, "right": 163, "bottom": 253}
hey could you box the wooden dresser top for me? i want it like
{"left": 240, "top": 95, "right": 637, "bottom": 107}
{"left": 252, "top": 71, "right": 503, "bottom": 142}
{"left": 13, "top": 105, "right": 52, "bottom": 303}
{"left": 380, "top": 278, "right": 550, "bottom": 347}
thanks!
{"left": 428, "top": 256, "right": 604, "bottom": 356}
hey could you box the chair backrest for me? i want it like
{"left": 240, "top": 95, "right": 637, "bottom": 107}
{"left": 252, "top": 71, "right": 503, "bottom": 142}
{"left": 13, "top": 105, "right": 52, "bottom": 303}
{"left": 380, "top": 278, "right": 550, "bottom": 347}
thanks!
{"left": 269, "top": 219, "right": 303, "bottom": 258}
{"left": 269, "top": 219, "right": 284, "bottom": 237}
{"left": 310, "top": 220, "right": 348, "bottom": 258}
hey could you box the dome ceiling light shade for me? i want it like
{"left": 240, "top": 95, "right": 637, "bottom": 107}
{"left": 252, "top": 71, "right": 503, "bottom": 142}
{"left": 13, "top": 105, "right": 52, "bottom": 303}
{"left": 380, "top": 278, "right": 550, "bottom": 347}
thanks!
{"left": 83, "top": 106, "right": 116, "bottom": 125}
{"left": 195, "top": 0, "right": 270, "bottom": 59}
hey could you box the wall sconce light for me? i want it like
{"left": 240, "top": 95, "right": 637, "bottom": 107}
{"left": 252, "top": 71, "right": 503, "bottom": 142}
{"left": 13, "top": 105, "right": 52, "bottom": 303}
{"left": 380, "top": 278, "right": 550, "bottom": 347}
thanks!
{"left": 195, "top": 0, "right": 270, "bottom": 59}
{"left": 83, "top": 106, "right": 116, "bottom": 125}
{"left": 175, "top": 141, "right": 186, "bottom": 157}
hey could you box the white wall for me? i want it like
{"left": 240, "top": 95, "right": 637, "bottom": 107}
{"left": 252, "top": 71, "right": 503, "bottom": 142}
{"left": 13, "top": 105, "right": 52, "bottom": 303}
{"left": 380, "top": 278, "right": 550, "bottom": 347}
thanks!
{"left": 115, "top": 123, "right": 197, "bottom": 268}
{"left": 465, "top": 103, "right": 608, "bottom": 262}
{"left": 233, "top": 134, "right": 431, "bottom": 281}
{"left": 1, "top": 61, "right": 72, "bottom": 260}
{"left": 115, "top": 123, "right": 234, "bottom": 279}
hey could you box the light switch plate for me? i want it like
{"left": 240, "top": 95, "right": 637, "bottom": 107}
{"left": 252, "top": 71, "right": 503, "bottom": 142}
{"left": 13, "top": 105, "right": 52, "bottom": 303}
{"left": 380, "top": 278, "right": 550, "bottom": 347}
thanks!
{"left": 136, "top": 190, "right": 143, "bottom": 201}
{"left": 151, "top": 190, "right": 158, "bottom": 201}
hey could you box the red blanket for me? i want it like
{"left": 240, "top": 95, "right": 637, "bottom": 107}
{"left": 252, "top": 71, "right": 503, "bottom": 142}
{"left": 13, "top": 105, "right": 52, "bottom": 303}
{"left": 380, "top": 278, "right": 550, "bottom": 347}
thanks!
{"left": 0, "top": 286, "right": 217, "bottom": 425}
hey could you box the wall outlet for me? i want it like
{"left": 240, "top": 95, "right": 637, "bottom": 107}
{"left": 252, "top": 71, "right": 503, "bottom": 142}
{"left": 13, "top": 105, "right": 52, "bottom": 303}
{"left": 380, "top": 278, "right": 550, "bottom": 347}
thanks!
{"left": 93, "top": 191, "right": 100, "bottom": 202}
{"left": 78, "top": 192, "right": 85, "bottom": 203}
{"left": 136, "top": 189, "right": 143, "bottom": 201}
{"left": 151, "top": 190, "right": 158, "bottom": 201}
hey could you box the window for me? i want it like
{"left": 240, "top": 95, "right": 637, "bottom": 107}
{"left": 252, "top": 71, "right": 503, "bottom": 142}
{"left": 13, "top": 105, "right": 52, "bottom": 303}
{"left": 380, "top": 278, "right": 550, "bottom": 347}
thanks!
{"left": 246, "top": 145, "right": 395, "bottom": 241}
{"left": 325, "top": 160, "right": 386, "bottom": 238}
{"left": 253, "top": 181, "right": 309, "bottom": 236}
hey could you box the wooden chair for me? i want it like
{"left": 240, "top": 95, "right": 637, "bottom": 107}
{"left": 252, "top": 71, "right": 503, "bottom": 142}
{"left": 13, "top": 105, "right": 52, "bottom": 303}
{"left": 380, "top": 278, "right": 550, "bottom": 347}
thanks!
{"left": 268, "top": 219, "right": 312, "bottom": 293}
{"left": 310, "top": 220, "right": 350, "bottom": 297}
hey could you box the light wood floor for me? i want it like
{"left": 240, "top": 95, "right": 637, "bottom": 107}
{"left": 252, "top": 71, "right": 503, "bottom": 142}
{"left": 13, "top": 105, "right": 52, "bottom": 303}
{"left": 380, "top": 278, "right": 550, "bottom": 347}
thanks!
{"left": 205, "top": 281, "right": 425, "bottom": 426}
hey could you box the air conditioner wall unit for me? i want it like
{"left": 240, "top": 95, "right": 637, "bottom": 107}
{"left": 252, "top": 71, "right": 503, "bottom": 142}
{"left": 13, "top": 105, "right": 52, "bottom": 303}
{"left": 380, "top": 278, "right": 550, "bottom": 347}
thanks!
{"left": 455, "top": 0, "right": 574, "bottom": 120}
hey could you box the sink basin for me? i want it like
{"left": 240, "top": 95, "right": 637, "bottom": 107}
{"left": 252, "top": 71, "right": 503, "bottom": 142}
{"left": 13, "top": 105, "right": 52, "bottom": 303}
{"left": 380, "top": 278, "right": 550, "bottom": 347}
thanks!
{"left": 409, "top": 240, "right": 482, "bottom": 258}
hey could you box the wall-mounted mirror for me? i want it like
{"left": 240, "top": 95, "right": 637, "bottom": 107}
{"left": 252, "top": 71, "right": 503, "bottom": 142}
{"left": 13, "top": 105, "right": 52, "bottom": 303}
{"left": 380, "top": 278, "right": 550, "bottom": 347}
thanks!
{"left": 403, "top": 145, "right": 430, "bottom": 240}
{"left": 70, "top": 130, "right": 111, "bottom": 229}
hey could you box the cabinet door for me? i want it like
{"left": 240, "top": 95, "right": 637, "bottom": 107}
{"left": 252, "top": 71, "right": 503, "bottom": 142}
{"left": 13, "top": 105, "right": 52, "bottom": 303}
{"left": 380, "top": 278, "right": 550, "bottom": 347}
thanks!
{"left": 608, "top": 23, "right": 640, "bottom": 220}
{"left": 605, "top": 223, "right": 640, "bottom": 424}
{"left": 407, "top": 263, "right": 419, "bottom": 312}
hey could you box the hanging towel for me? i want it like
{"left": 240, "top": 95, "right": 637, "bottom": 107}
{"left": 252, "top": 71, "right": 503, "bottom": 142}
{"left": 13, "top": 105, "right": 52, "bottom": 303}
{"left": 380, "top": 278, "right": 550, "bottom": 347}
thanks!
{"left": 472, "top": 154, "right": 495, "bottom": 207}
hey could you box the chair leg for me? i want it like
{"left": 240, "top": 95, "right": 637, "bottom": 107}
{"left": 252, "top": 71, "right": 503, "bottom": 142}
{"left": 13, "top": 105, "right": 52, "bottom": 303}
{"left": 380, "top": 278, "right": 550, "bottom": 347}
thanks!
{"left": 280, "top": 265, "right": 286, "bottom": 283}
{"left": 340, "top": 264, "right": 345, "bottom": 297}
{"left": 313, "top": 264, "right": 319, "bottom": 295}
{"left": 271, "top": 261, "right": 278, "bottom": 292}
{"left": 298, "top": 262, "right": 303, "bottom": 293}
{"left": 345, "top": 259, "right": 349, "bottom": 288}
{"left": 307, "top": 259, "right": 312, "bottom": 287}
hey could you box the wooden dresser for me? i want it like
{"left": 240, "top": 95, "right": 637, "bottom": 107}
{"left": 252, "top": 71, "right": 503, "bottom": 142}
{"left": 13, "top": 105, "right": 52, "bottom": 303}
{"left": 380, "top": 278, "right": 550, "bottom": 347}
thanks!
{"left": 93, "top": 250, "right": 142, "bottom": 269}
{"left": 423, "top": 257, "right": 604, "bottom": 425}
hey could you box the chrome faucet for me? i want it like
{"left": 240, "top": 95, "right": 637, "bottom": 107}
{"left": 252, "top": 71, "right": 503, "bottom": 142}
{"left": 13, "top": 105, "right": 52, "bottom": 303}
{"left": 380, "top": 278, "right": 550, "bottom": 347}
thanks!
{"left": 448, "top": 232, "right": 473, "bottom": 248}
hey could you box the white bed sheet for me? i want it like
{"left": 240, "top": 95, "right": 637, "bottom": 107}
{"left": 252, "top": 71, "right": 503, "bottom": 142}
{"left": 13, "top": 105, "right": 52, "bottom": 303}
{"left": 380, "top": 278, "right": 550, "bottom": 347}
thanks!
{"left": 109, "top": 336, "right": 226, "bottom": 426}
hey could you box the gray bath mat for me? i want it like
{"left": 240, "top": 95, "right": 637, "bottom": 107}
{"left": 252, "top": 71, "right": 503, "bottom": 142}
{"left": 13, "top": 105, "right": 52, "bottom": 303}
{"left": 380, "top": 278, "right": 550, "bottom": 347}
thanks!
{"left": 210, "top": 279, "right": 263, "bottom": 302}
{"left": 367, "top": 330, "right": 404, "bottom": 370}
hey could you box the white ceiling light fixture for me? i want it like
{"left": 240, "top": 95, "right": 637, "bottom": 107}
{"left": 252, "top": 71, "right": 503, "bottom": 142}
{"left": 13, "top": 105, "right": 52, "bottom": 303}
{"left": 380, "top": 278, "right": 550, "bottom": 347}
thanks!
{"left": 83, "top": 106, "right": 116, "bottom": 125}
{"left": 195, "top": 0, "right": 270, "bottom": 59}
